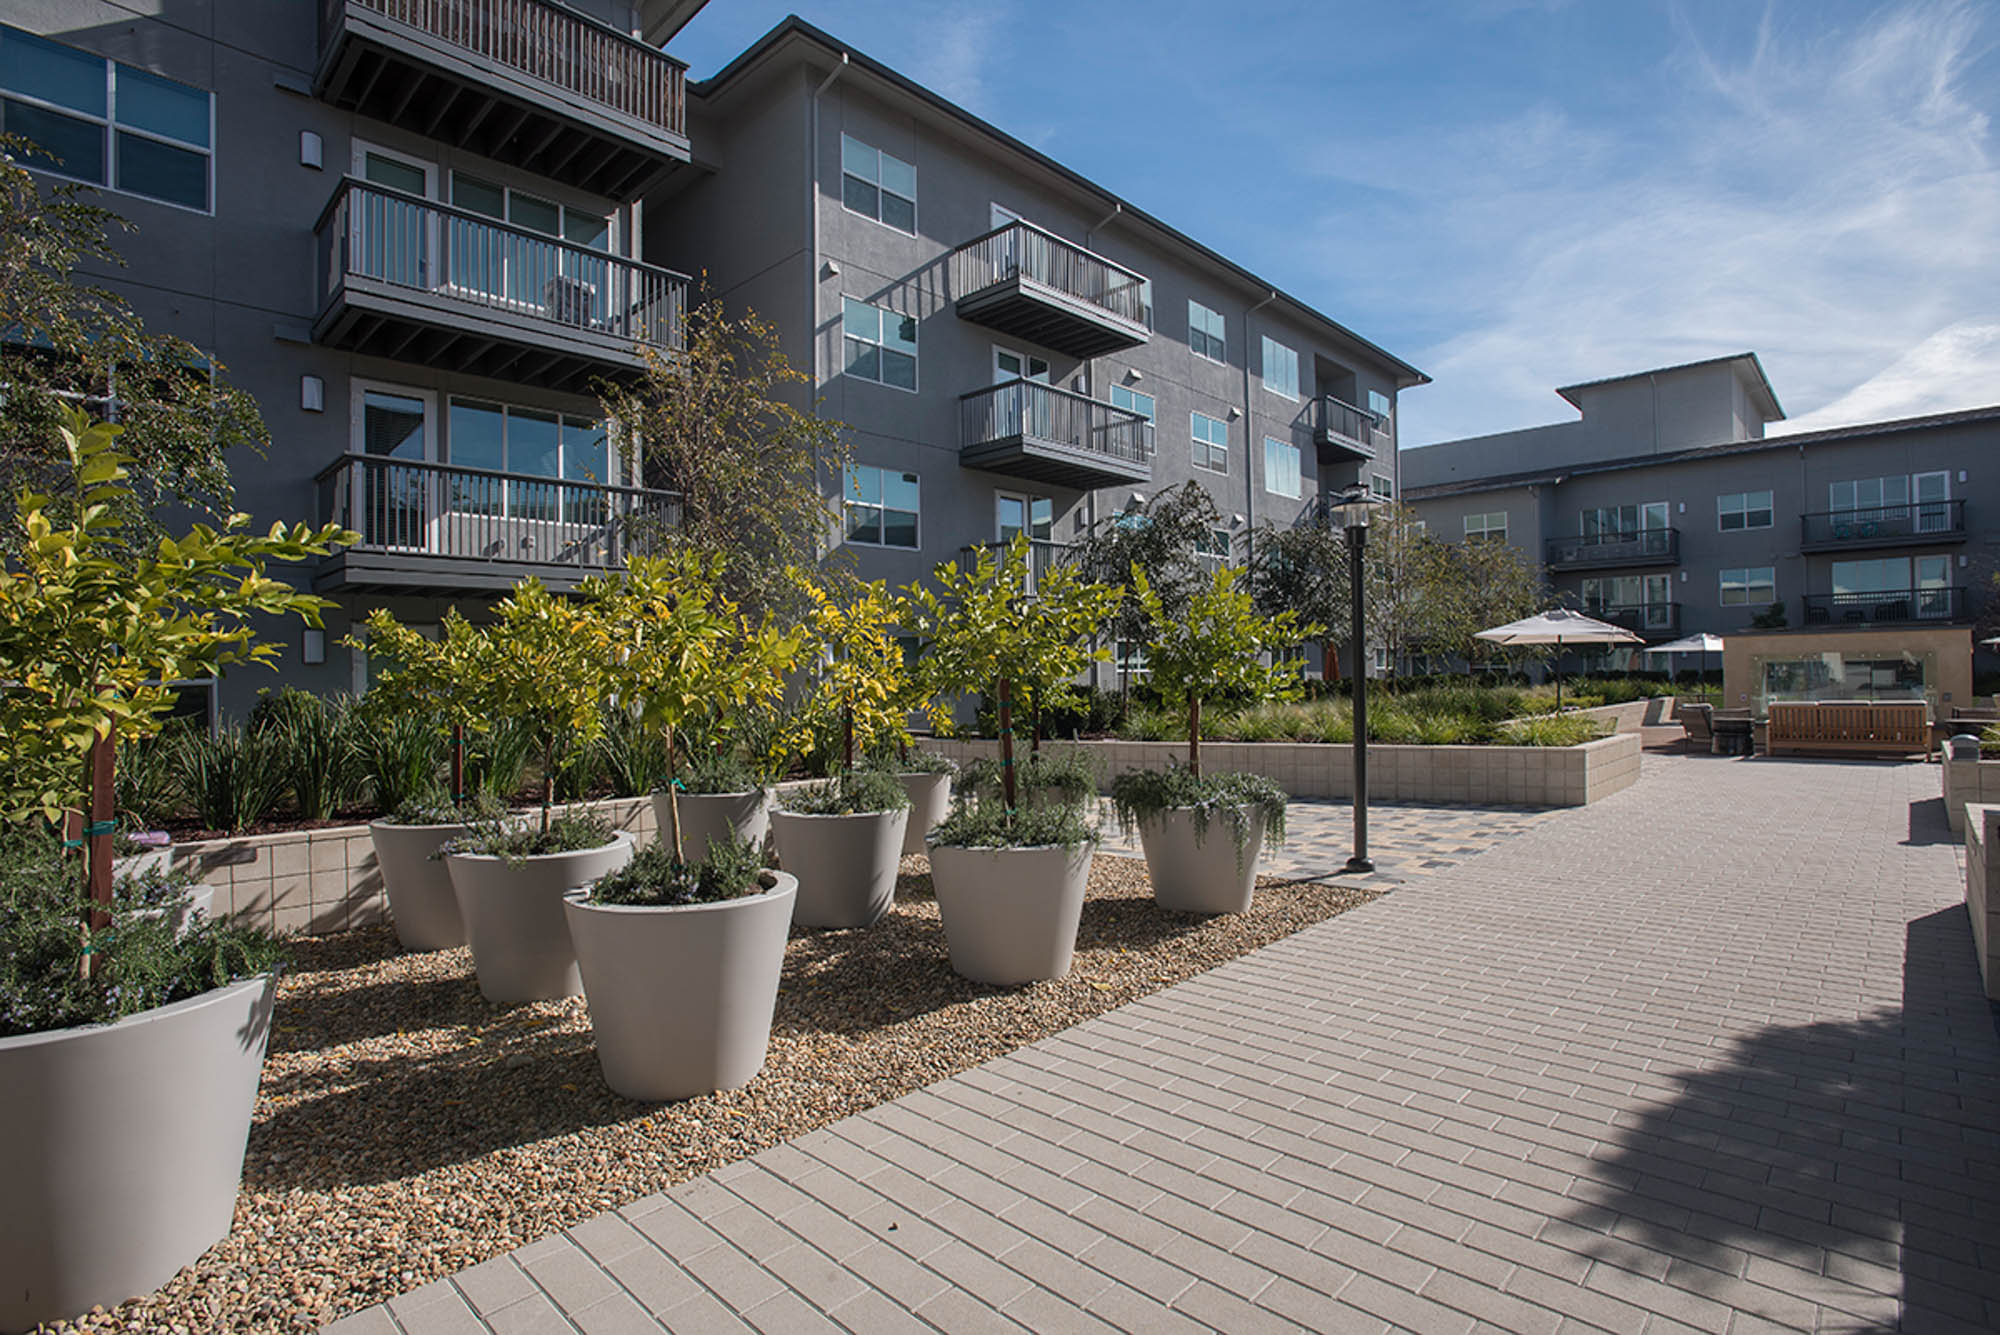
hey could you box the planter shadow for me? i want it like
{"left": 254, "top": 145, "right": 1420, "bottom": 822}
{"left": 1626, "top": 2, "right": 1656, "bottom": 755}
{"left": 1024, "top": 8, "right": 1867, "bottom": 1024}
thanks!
{"left": 265, "top": 972, "right": 486, "bottom": 1054}
{"left": 1905, "top": 796, "right": 1956, "bottom": 847}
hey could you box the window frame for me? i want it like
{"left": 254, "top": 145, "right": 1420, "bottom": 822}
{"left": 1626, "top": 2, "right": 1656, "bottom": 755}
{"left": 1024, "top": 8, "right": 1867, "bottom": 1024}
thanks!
{"left": 0, "top": 24, "right": 214, "bottom": 214}
{"left": 1260, "top": 335, "right": 1299, "bottom": 401}
{"left": 1188, "top": 299, "right": 1227, "bottom": 363}
{"left": 841, "top": 296, "right": 919, "bottom": 393}
{"left": 1262, "top": 436, "right": 1301, "bottom": 499}
{"left": 1190, "top": 410, "right": 1229, "bottom": 474}
{"left": 843, "top": 462, "right": 921, "bottom": 550}
{"left": 1463, "top": 511, "right": 1507, "bottom": 543}
{"left": 839, "top": 132, "right": 917, "bottom": 236}
{"left": 1717, "top": 489, "right": 1774, "bottom": 532}
{"left": 1719, "top": 565, "right": 1777, "bottom": 608}
{"left": 1369, "top": 474, "right": 1394, "bottom": 499}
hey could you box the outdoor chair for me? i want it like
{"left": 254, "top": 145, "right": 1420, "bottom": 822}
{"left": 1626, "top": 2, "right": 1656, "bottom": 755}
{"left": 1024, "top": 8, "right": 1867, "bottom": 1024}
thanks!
{"left": 1679, "top": 703, "right": 1714, "bottom": 754}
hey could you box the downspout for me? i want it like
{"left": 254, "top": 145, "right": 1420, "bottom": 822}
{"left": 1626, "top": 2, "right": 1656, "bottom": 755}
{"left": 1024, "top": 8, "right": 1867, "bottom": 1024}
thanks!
{"left": 807, "top": 54, "right": 849, "bottom": 398}
{"left": 1085, "top": 199, "right": 1124, "bottom": 692}
{"left": 1241, "top": 290, "right": 1276, "bottom": 568}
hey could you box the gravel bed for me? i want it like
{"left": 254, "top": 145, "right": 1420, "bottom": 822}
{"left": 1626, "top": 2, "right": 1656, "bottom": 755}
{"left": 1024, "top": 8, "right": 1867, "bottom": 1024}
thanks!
{"left": 50, "top": 855, "right": 1378, "bottom": 1334}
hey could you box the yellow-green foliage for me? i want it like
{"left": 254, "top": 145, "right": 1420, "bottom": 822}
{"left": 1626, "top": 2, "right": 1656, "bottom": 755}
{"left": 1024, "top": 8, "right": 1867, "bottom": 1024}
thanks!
{"left": 785, "top": 572, "right": 923, "bottom": 769}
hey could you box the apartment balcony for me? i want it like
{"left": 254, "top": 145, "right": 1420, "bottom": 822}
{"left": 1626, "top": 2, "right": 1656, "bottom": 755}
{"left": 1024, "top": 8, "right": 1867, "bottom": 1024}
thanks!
{"left": 1314, "top": 396, "right": 1386, "bottom": 464}
{"left": 313, "top": 453, "right": 679, "bottom": 594}
{"left": 1800, "top": 588, "right": 1966, "bottom": 627}
{"left": 949, "top": 221, "right": 1152, "bottom": 359}
{"left": 1589, "top": 603, "right": 1682, "bottom": 639}
{"left": 315, "top": 0, "right": 689, "bottom": 198}
{"left": 313, "top": 178, "right": 688, "bottom": 393}
{"left": 1798, "top": 501, "right": 1968, "bottom": 553}
{"left": 959, "top": 539, "right": 1075, "bottom": 594}
{"left": 1544, "top": 528, "right": 1680, "bottom": 571}
{"left": 960, "top": 381, "right": 1153, "bottom": 491}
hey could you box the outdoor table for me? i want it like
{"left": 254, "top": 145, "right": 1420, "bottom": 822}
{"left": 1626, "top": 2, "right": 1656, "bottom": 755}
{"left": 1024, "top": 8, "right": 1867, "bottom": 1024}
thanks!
{"left": 1711, "top": 716, "right": 1754, "bottom": 756}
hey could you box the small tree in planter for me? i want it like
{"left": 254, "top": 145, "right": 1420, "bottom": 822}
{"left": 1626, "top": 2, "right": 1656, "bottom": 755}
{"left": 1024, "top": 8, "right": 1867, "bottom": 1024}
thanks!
{"left": 584, "top": 552, "right": 802, "bottom": 862}
{"left": 1109, "top": 564, "right": 1315, "bottom": 915}
{"left": 903, "top": 538, "right": 1123, "bottom": 983}
{"left": 770, "top": 575, "right": 925, "bottom": 928}
{"left": 0, "top": 411, "right": 349, "bottom": 1330}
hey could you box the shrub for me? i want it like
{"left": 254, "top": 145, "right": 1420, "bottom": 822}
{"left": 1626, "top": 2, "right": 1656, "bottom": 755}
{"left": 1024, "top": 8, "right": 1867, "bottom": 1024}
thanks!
{"left": 173, "top": 725, "right": 289, "bottom": 833}
{"left": 359, "top": 713, "right": 442, "bottom": 813}
{"left": 465, "top": 718, "right": 536, "bottom": 804}
{"left": 1107, "top": 766, "right": 1287, "bottom": 855}
{"left": 675, "top": 752, "right": 764, "bottom": 795}
{"left": 779, "top": 768, "right": 910, "bottom": 816}
{"left": 251, "top": 688, "right": 362, "bottom": 820}
{"left": 443, "top": 812, "right": 618, "bottom": 861}
{"left": 588, "top": 835, "right": 771, "bottom": 908}
{"left": 956, "top": 747, "right": 1097, "bottom": 808}
{"left": 930, "top": 800, "right": 1099, "bottom": 850}
{"left": 596, "top": 706, "right": 672, "bottom": 798}
{"left": 115, "top": 725, "right": 186, "bottom": 827}
{"left": 386, "top": 792, "right": 506, "bottom": 827}
{"left": 1496, "top": 716, "right": 1605, "bottom": 746}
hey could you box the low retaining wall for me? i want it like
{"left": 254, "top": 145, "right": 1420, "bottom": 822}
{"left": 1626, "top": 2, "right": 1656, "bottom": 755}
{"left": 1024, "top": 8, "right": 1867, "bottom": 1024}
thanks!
{"left": 1965, "top": 805, "right": 2000, "bottom": 1001}
{"left": 927, "top": 732, "right": 1641, "bottom": 809}
{"left": 1943, "top": 756, "right": 2000, "bottom": 834}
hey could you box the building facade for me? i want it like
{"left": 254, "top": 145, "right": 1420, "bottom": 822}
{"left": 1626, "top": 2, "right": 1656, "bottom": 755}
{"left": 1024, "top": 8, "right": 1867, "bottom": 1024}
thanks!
{"left": 1, "top": 5, "right": 1423, "bottom": 717}
{"left": 1402, "top": 354, "right": 2000, "bottom": 697}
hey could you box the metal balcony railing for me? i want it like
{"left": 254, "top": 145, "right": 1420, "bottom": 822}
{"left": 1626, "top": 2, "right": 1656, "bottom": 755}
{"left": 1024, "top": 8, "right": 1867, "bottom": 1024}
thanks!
{"left": 959, "top": 539, "right": 1074, "bottom": 593}
{"left": 1317, "top": 395, "right": 1385, "bottom": 459}
{"left": 316, "top": 179, "right": 687, "bottom": 350}
{"left": 322, "top": 0, "right": 687, "bottom": 137}
{"left": 1799, "top": 500, "right": 1967, "bottom": 549}
{"left": 1589, "top": 603, "right": 1682, "bottom": 636}
{"left": 1800, "top": 587, "right": 1965, "bottom": 626}
{"left": 316, "top": 453, "right": 679, "bottom": 570}
{"left": 949, "top": 220, "right": 1153, "bottom": 329}
{"left": 1545, "top": 528, "right": 1680, "bottom": 569}
{"left": 961, "top": 381, "right": 1153, "bottom": 464}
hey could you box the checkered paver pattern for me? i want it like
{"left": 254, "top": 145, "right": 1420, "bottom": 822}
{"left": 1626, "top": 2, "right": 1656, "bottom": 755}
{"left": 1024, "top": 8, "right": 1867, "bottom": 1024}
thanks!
{"left": 329, "top": 754, "right": 2000, "bottom": 1334}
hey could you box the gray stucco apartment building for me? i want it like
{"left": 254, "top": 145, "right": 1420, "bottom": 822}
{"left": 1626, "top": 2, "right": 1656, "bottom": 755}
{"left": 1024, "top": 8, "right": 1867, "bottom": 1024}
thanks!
{"left": 1400, "top": 353, "right": 2000, "bottom": 673}
{"left": 0, "top": 3, "right": 1425, "bottom": 718}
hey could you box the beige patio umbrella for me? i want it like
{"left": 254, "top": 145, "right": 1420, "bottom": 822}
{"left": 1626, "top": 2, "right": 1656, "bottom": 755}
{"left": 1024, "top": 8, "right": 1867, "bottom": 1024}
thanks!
{"left": 1644, "top": 631, "right": 1724, "bottom": 689}
{"left": 1475, "top": 608, "right": 1644, "bottom": 711}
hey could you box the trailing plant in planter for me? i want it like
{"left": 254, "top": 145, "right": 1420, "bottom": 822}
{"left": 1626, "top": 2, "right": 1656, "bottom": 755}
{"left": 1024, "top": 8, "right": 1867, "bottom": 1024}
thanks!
{"left": 956, "top": 747, "right": 1098, "bottom": 812}
{"left": 1107, "top": 766, "right": 1288, "bottom": 860}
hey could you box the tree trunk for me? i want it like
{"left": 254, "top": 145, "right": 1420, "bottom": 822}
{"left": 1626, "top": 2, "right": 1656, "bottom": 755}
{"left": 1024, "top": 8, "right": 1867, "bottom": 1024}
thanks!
{"left": 663, "top": 724, "right": 683, "bottom": 862}
{"left": 1188, "top": 695, "right": 1202, "bottom": 778}
{"left": 73, "top": 735, "right": 114, "bottom": 980}
{"left": 1323, "top": 639, "right": 1340, "bottom": 682}
{"left": 449, "top": 723, "right": 465, "bottom": 804}
{"left": 997, "top": 676, "right": 1017, "bottom": 811}
{"left": 842, "top": 701, "right": 854, "bottom": 773}
{"left": 540, "top": 738, "right": 556, "bottom": 834}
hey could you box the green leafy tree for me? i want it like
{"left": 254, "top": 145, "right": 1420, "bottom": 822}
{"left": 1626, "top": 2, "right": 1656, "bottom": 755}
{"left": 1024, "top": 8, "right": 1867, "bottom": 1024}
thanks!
{"left": 1071, "top": 480, "right": 1227, "bottom": 649}
{"left": 784, "top": 572, "right": 924, "bottom": 773}
{"left": 598, "top": 293, "right": 849, "bottom": 618}
{"left": 1246, "top": 519, "right": 1352, "bottom": 680}
{"left": 585, "top": 551, "right": 804, "bottom": 858}
{"left": 1362, "top": 501, "right": 1455, "bottom": 676}
{"left": 345, "top": 608, "right": 494, "bottom": 801}
{"left": 1432, "top": 533, "right": 1546, "bottom": 674}
{"left": 903, "top": 537, "right": 1122, "bottom": 810}
{"left": 0, "top": 137, "right": 266, "bottom": 533}
{"left": 1131, "top": 564, "right": 1317, "bottom": 777}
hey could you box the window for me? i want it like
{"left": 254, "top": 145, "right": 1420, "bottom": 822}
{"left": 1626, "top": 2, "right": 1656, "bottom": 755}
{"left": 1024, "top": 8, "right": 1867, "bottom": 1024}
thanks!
{"left": 1191, "top": 411, "right": 1229, "bottom": 473}
{"left": 1261, "top": 336, "right": 1298, "bottom": 400}
{"left": 450, "top": 171, "right": 611, "bottom": 307}
{"left": 1582, "top": 575, "right": 1673, "bottom": 630}
{"left": 1718, "top": 490, "right": 1773, "bottom": 531}
{"left": 1581, "top": 502, "right": 1667, "bottom": 538}
{"left": 844, "top": 464, "right": 919, "bottom": 549}
{"left": 1464, "top": 511, "right": 1507, "bottom": 542}
{"left": 1110, "top": 382, "right": 1155, "bottom": 451}
{"left": 1, "top": 24, "right": 212, "bottom": 210}
{"left": 1830, "top": 475, "right": 1910, "bottom": 512}
{"left": 1720, "top": 566, "right": 1776, "bottom": 607}
{"left": 841, "top": 133, "right": 915, "bottom": 234}
{"left": 842, "top": 297, "right": 917, "bottom": 390}
{"left": 1196, "top": 527, "right": 1232, "bottom": 561}
{"left": 1188, "top": 300, "right": 1226, "bottom": 362}
{"left": 1367, "top": 389, "right": 1393, "bottom": 421}
{"left": 1115, "top": 640, "right": 1149, "bottom": 676}
{"left": 1262, "top": 437, "right": 1301, "bottom": 499}
{"left": 444, "top": 398, "right": 610, "bottom": 520}
{"left": 1369, "top": 474, "right": 1394, "bottom": 499}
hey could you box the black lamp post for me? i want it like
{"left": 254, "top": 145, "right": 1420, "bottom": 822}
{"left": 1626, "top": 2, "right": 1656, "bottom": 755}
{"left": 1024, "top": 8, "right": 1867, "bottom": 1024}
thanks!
{"left": 1330, "top": 487, "right": 1378, "bottom": 873}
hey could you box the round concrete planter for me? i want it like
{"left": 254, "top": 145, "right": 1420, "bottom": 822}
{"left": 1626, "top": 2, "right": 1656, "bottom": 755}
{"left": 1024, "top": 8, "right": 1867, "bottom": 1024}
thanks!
{"left": 445, "top": 834, "right": 635, "bottom": 1003}
{"left": 1137, "top": 806, "right": 1269, "bottom": 915}
{"left": 369, "top": 820, "right": 470, "bottom": 951}
{"left": 0, "top": 975, "right": 276, "bottom": 1331}
{"left": 564, "top": 873, "right": 798, "bottom": 1101}
{"left": 769, "top": 808, "right": 909, "bottom": 929}
{"left": 928, "top": 842, "right": 1093, "bottom": 985}
{"left": 650, "top": 790, "right": 768, "bottom": 861}
{"left": 895, "top": 773, "right": 953, "bottom": 854}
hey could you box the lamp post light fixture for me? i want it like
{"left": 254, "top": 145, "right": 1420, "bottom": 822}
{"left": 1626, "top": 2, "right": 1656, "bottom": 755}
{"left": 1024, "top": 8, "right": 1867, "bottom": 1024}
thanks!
{"left": 1328, "top": 486, "right": 1380, "bottom": 874}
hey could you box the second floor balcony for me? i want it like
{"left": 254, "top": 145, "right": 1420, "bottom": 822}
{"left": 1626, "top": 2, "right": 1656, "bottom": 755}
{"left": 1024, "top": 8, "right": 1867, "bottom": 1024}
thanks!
{"left": 960, "top": 381, "right": 1153, "bottom": 491}
{"left": 316, "top": 0, "right": 690, "bottom": 198}
{"left": 1800, "top": 587, "right": 1966, "bottom": 627}
{"left": 1545, "top": 528, "right": 1680, "bottom": 571}
{"left": 313, "top": 452, "right": 679, "bottom": 595}
{"left": 313, "top": 178, "right": 688, "bottom": 393}
{"left": 1314, "top": 396, "right": 1386, "bottom": 464}
{"left": 949, "top": 221, "right": 1152, "bottom": 359}
{"left": 959, "top": 539, "right": 1075, "bottom": 595}
{"left": 1799, "top": 500, "right": 1968, "bottom": 553}
{"left": 1588, "top": 602, "right": 1682, "bottom": 639}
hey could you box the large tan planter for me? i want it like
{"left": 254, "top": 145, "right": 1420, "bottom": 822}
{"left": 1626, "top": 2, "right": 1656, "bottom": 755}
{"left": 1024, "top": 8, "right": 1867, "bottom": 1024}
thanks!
{"left": 929, "top": 842, "right": 1093, "bottom": 984}
{"left": 445, "top": 835, "right": 635, "bottom": 1003}
{"left": 650, "top": 790, "right": 768, "bottom": 860}
{"left": 369, "top": 820, "right": 470, "bottom": 950}
{"left": 895, "top": 773, "right": 953, "bottom": 854}
{"left": 769, "top": 808, "right": 908, "bottom": 929}
{"left": 1137, "top": 806, "right": 1269, "bottom": 915}
{"left": 0, "top": 975, "right": 275, "bottom": 1331}
{"left": 564, "top": 873, "right": 798, "bottom": 1101}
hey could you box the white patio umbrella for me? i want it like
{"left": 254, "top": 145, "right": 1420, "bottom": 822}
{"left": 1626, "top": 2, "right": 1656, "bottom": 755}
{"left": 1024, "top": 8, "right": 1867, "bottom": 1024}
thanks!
{"left": 1474, "top": 609, "right": 1644, "bottom": 711}
{"left": 1644, "top": 632, "right": 1725, "bottom": 689}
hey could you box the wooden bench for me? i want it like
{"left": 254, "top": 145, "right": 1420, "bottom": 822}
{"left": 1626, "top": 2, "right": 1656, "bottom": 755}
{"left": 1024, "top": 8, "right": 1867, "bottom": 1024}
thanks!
{"left": 1765, "top": 701, "right": 1930, "bottom": 758}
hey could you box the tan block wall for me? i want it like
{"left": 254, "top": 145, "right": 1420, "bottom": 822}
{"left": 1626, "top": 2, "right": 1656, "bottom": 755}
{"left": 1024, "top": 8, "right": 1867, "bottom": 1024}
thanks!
{"left": 1965, "top": 805, "right": 2000, "bottom": 1001}
{"left": 1943, "top": 759, "right": 2000, "bottom": 834}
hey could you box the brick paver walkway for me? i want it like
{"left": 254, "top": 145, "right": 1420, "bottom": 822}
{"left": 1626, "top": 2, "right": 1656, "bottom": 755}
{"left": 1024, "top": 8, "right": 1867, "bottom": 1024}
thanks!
{"left": 331, "top": 753, "right": 2000, "bottom": 1334}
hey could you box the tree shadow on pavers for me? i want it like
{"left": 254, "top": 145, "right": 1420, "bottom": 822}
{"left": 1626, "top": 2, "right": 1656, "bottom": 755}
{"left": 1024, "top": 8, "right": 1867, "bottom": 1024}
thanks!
{"left": 1552, "top": 907, "right": 2000, "bottom": 1333}
{"left": 1906, "top": 796, "right": 1959, "bottom": 847}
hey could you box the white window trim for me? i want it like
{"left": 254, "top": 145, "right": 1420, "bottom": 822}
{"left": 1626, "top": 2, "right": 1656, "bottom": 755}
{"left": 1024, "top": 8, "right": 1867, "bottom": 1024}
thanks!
{"left": 2, "top": 27, "right": 217, "bottom": 215}
{"left": 839, "top": 132, "right": 917, "bottom": 236}
{"left": 1191, "top": 410, "right": 1229, "bottom": 475}
{"left": 841, "top": 296, "right": 919, "bottom": 394}
{"left": 351, "top": 378, "right": 438, "bottom": 461}
{"left": 1188, "top": 299, "right": 1227, "bottom": 364}
{"left": 1717, "top": 489, "right": 1774, "bottom": 531}
{"left": 843, "top": 463, "right": 921, "bottom": 550}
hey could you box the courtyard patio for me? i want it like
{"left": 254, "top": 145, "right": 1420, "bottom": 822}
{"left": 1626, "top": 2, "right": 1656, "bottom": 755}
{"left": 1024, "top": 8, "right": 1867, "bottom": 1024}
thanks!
{"left": 316, "top": 749, "right": 2000, "bottom": 1335}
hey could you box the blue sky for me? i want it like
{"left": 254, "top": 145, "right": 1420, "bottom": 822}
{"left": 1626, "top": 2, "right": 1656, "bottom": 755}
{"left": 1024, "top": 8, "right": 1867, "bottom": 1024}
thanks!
{"left": 669, "top": 1, "right": 2000, "bottom": 447}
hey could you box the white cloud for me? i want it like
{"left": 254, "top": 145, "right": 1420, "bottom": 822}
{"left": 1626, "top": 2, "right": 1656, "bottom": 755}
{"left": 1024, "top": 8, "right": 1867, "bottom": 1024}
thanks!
{"left": 1333, "top": 0, "right": 2000, "bottom": 446}
{"left": 900, "top": 3, "right": 1006, "bottom": 115}
{"left": 1773, "top": 321, "right": 2000, "bottom": 432}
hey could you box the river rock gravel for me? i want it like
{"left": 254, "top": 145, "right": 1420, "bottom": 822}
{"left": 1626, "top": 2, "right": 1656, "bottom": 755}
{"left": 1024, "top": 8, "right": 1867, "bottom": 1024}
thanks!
{"left": 45, "top": 855, "right": 1378, "bottom": 1333}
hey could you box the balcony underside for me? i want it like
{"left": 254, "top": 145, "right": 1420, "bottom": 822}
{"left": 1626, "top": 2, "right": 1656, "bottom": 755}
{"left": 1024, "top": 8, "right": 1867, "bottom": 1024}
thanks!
{"left": 314, "top": 547, "right": 614, "bottom": 596}
{"left": 1548, "top": 551, "right": 1679, "bottom": 572}
{"left": 313, "top": 278, "right": 649, "bottom": 392}
{"left": 961, "top": 435, "right": 1152, "bottom": 491}
{"left": 315, "top": 21, "right": 687, "bottom": 199}
{"left": 1314, "top": 428, "right": 1375, "bottom": 465}
{"left": 1799, "top": 532, "right": 1968, "bottom": 555}
{"left": 955, "top": 279, "right": 1150, "bottom": 360}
